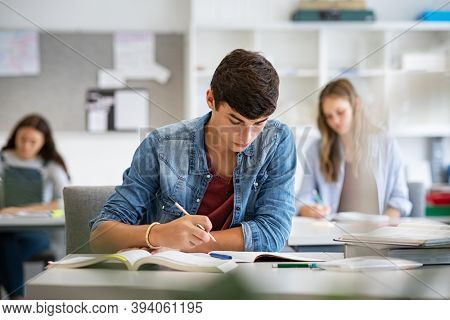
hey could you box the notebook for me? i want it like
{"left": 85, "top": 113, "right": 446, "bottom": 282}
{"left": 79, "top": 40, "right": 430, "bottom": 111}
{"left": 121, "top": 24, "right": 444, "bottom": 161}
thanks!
{"left": 335, "top": 223, "right": 450, "bottom": 247}
{"left": 344, "top": 243, "right": 450, "bottom": 265}
{"left": 208, "top": 251, "right": 340, "bottom": 263}
{"left": 315, "top": 256, "right": 423, "bottom": 272}
{"left": 48, "top": 249, "right": 238, "bottom": 273}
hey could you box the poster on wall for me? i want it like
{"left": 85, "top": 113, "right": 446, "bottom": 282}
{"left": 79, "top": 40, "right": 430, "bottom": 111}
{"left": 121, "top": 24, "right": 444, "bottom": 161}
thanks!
{"left": 86, "top": 88, "right": 149, "bottom": 132}
{"left": 114, "top": 32, "right": 170, "bottom": 84}
{"left": 0, "top": 30, "right": 40, "bottom": 77}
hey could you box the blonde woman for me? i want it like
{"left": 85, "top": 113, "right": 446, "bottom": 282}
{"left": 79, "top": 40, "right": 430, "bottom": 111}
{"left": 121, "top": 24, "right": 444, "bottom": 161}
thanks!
{"left": 297, "top": 78, "right": 411, "bottom": 219}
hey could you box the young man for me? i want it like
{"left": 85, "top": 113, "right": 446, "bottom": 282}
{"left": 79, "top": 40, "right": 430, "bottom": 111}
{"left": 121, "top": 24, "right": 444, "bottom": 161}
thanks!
{"left": 89, "top": 49, "right": 296, "bottom": 253}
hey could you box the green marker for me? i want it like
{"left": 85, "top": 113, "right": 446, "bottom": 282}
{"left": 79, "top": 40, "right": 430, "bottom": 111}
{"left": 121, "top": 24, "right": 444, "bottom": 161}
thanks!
{"left": 272, "top": 263, "right": 319, "bottom": 269}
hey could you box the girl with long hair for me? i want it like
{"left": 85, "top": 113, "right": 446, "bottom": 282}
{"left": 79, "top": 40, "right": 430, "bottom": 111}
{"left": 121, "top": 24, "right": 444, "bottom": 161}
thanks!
{"left": 0, "top": 114, "right": 70, "bottom": 299}
{"left": 297, "top": 78, "right": 411, "bottom": 219}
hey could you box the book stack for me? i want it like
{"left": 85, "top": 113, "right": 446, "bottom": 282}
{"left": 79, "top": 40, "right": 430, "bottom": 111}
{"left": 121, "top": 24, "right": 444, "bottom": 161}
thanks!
{"left": 417, "top": 10, "right": 450, "bottom": 22}
{"left": 291, "top": 0, "right": 375, "bottom": 21}
{"left": 335, "top": 222, "right": 450, "bottom": 265}
{"left": 426, "top": 185, "right": 450, "bottom": 217}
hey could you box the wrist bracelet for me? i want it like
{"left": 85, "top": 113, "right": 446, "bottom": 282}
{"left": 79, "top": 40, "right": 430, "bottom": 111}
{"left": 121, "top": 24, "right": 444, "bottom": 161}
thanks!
{"left": 145, "top": 222, "right": 161, "bottom": 249}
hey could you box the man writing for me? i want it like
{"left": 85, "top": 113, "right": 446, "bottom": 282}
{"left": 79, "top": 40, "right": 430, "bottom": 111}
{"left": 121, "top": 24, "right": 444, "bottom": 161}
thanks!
{"left": 89, "top": 49, "right": 296, "bottom": 253}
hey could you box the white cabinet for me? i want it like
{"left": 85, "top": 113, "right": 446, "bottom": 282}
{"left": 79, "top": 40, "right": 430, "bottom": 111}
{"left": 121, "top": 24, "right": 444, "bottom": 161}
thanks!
{"left": 186, "top": 22, "right": 450, "bottom": 137}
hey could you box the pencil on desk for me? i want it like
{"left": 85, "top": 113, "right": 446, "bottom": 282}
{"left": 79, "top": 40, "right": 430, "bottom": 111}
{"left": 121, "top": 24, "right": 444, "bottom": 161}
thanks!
{"left": 174, "top": 202, "right": 217, "bottom": 242}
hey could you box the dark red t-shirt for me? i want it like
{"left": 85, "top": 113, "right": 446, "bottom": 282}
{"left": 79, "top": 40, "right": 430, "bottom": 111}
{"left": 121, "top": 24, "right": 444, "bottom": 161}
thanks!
{"left": 196, "top": 154, "right": 234, "bottom": 231}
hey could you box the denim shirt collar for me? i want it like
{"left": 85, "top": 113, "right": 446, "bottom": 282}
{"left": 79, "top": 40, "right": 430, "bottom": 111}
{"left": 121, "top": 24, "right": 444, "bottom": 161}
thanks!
{"left": 188, "top": 112, "right": 255, "bottom": 175}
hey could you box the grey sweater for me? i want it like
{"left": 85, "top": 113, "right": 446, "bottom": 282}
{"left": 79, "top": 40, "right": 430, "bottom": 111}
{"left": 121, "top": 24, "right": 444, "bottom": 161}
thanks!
{"left": 0, "top": 150, "right": 69, "bottom": 208}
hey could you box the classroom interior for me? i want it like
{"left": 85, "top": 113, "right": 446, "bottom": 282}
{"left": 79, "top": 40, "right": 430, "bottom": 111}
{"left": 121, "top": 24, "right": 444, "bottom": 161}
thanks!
{"left": 0, "top": 0, "right": 449, "bottom": 300}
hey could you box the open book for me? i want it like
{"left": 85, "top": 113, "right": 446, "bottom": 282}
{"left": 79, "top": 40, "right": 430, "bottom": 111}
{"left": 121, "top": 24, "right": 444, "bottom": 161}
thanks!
{"left": 208, "top": 251, "right": 341, "bottom": 263}
{"left": 49, "top": 249, "right": 238, "bottom": 273}
{"left": 335, "top": 223, "right": 450, "bottom": 247}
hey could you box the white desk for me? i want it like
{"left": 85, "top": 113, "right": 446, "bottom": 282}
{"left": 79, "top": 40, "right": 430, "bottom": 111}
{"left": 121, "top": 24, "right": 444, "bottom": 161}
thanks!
{"left": 0, "top": 215, "right": 65, "bottom": 231}
{"left": 287, "top": 216, "right": 450, "bottom": 252}
{"left": 430, "top": 216, "right": 450, "bottom": 224}
{"left": 26, "top": 256, "right": 449, "bottom": 299}
{"left": 287, "top": 217, "right": 382, "bottom": 252}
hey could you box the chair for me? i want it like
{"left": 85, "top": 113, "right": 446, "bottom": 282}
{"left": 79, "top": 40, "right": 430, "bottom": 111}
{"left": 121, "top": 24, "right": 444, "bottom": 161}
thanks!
{"left": 63, "top": 186, "right": 115, "bottom": 254}
{"left": 407, "top": 182, "right": 426, "bottom": 217}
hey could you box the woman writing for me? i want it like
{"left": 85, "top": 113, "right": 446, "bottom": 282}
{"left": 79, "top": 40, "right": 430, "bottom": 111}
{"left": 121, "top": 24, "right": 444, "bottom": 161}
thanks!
{"left": 0, "top": 114, "right": 70, "bottom": 299}
{"left": 297, "top": 78, "right": 411, "bottom": 219}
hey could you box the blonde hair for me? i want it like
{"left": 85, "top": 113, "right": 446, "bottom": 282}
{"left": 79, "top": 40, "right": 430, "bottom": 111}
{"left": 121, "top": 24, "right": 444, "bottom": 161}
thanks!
{"left": 317, "top": 78, "right": 373, "bottom": 182}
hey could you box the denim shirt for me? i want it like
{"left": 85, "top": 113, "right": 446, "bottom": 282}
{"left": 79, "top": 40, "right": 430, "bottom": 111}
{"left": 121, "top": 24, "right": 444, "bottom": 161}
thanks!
{"left": 296, "top": 134, "right": 412, "bottom": 216}
{"left": 90, "top": 113, "right": 296, "bottom": 251}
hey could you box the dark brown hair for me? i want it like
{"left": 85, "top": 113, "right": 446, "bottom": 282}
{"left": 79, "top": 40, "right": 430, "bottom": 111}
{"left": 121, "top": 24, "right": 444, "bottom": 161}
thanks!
{"left": 2, "top": 114, "right": 70, "bottom": 178}
{"left": 210, "top": 49, "right": 279, "bottom": 119}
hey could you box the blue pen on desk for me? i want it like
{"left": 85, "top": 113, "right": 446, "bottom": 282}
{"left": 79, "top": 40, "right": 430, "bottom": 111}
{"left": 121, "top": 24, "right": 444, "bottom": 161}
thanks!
{"left": 209, "top": 252, "right": 233, "bottom": 260}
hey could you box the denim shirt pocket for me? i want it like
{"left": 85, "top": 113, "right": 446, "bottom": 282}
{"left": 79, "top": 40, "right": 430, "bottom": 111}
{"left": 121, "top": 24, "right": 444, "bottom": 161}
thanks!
{"left": 245, "top": 171, "right": 269, "bottom": 219}
{"left": 155, "top": 193, "right": 183, "bottom": 223}
{"left": 251, "top": 171, "right": 268, "bottom": 192}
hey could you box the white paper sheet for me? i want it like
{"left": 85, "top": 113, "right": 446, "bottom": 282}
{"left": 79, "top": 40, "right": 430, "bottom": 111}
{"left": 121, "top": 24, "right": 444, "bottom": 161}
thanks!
{"left": 97, "top": 69, "right": 126, "bottom": 89}
{"left": 114, "top": 32, "right": 170, "bottom": 84}
{"left": 114, "top": 90, "right": 149, "bottom": 130}
{"left": 0, "top": 30, "right": 40, "bottom": 76}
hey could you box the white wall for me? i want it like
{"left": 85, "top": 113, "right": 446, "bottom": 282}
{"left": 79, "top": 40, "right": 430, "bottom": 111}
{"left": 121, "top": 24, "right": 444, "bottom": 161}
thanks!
{"left": 0, "top": 132, "right": 141, "bottom": 186}
{"left": 1, "top": 0, "right": 449, "bottom": 186}
{"left": 54, "top": 132, "right": 142, "bottom": 186}
{"left": 0, "top": 0, "right": 187, "bottom": 186}
{"left": 1, "top": 0, "right": 446, "bottom": 32}
{"left": 0, "top": 0, "right": 189, "bottom": 32}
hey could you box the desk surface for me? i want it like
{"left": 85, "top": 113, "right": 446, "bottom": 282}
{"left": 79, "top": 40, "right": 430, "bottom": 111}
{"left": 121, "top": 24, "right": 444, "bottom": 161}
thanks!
{"left": 431, "top": 216, "right": 450, "bottom": 224}
{"left": 288, "top": 217, "right": 377, "bottom": 247}
{"left": 0, "top": 215, "right": 65, "bottom": 230}
{"left": 288, "top": 216, "right": 450, "bottom": 247}
{"left": 26, "top": 255, "right": 449, "bottom": 300}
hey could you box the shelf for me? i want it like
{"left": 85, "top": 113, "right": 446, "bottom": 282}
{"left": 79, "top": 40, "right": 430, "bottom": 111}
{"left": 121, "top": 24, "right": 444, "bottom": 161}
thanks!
{"left": 194, "top": 21, "right": 450, "bottom": 32}
{"left": 393, "top": 125, "right": 450, "bottom": 138}
{"left": 278, "top": 68, "right": 319, "bottom": 78}
{"left": 328, "top": 68, "right": 386, "bottom": 77}
{"left": 196, "top": 68, "right": 320, "bottom": 79}
{"left": 328, "top": 68, "right": 450, "bottom": 78}
{"left": 188, "top": 18, "right": 450, "bottom": 135}
{"left": 387, "top": 69, "right": 450, "bottom": 76}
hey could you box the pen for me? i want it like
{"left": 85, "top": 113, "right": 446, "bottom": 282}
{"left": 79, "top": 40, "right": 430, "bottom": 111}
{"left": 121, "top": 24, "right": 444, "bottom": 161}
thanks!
{"left": 209, "top": 252, "right": 233, "bottom": 260}
{"left": 174, "top": 202, "right": 217, "bottom": 242}
{"left": 312, "top": 190, "right": 334, "bottom": 220}
{"left": 272, "top": 263, "right": 319, "bottom": 269}
{"left": 312, "top": 189, "right": 323, "bottom": 205}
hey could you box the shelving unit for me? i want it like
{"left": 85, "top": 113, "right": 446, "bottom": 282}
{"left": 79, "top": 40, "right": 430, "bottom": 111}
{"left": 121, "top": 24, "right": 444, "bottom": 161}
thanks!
{"left": 185, "top": 20, "right": 450, "bottom": 137}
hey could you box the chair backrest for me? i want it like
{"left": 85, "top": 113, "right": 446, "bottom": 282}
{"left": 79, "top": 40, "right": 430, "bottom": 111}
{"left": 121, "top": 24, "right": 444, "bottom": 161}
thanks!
{"left": 407, "top": 182, "right": 426, "bottom": 217}
{"left": 63, "top": 186, "right": 115, "bottom": 254}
